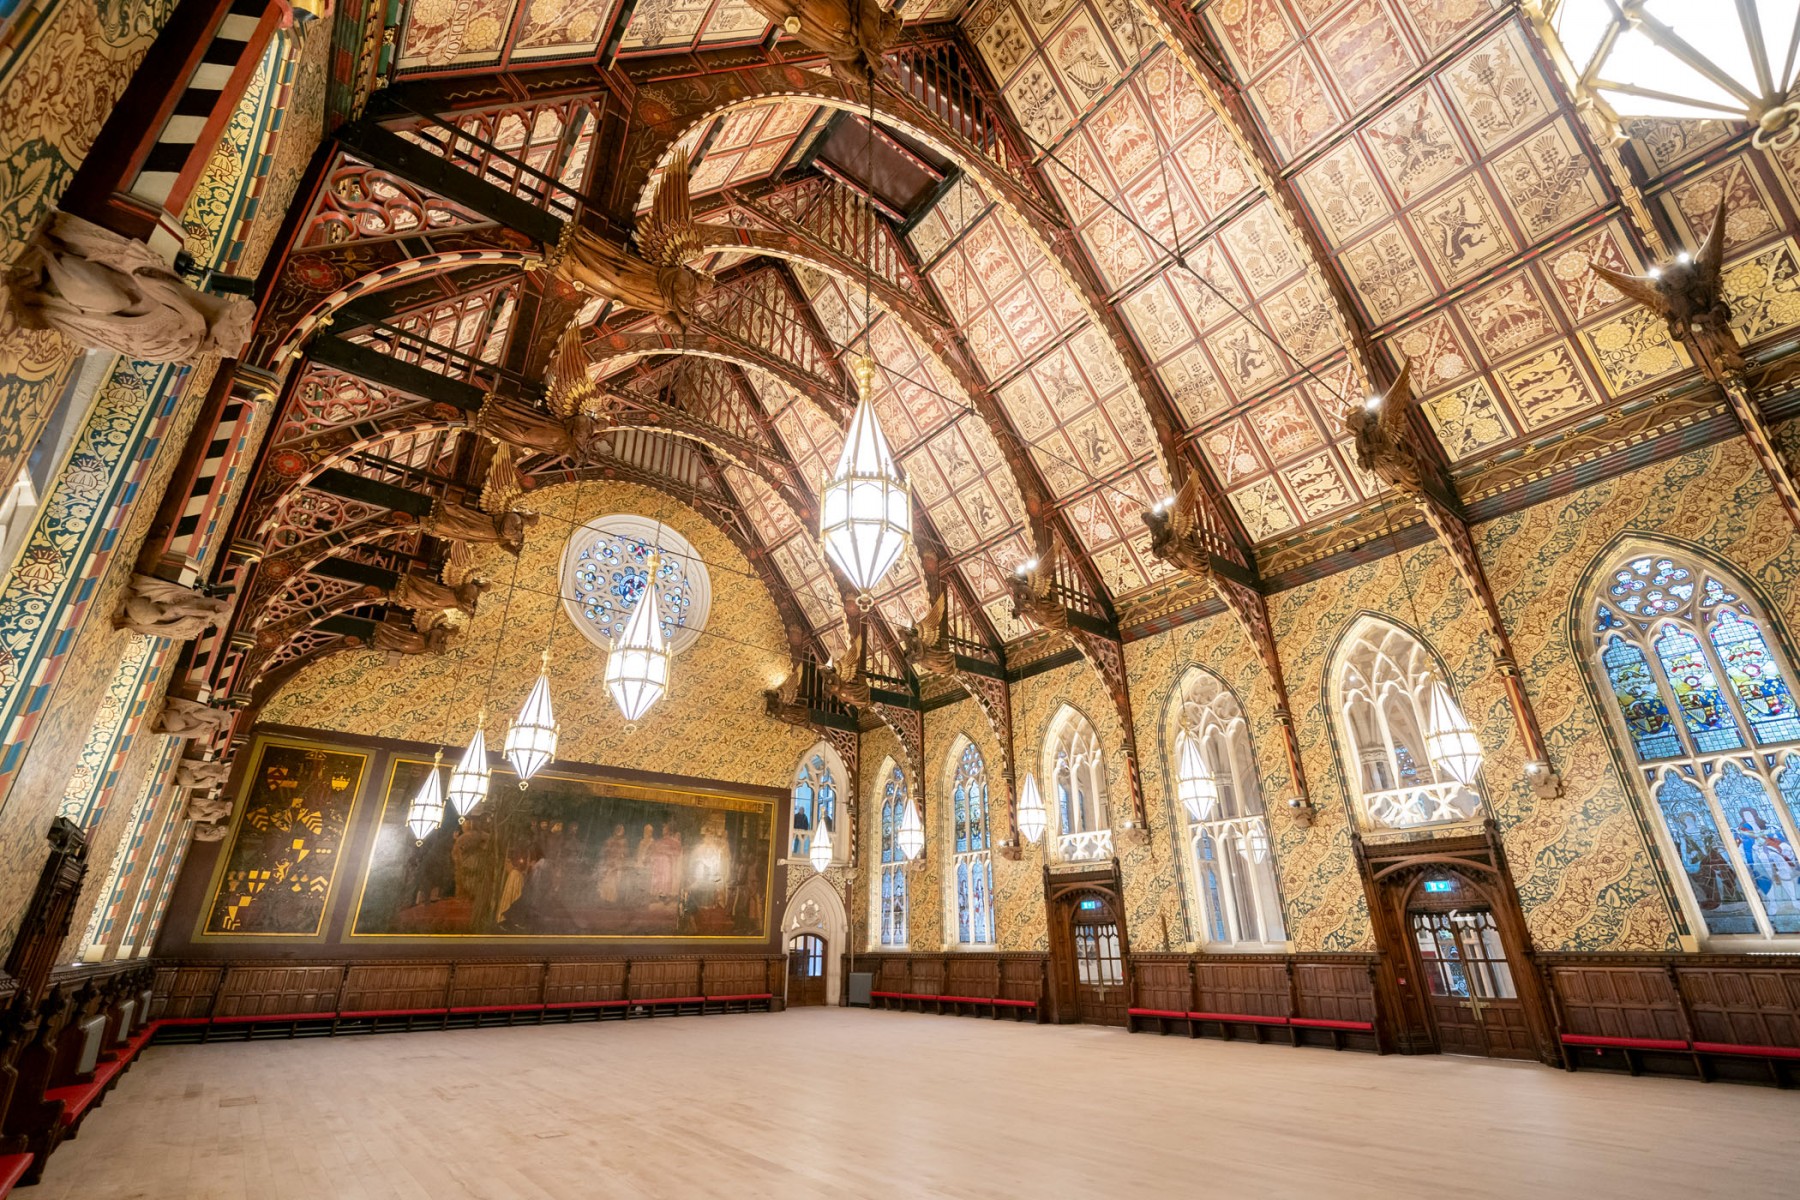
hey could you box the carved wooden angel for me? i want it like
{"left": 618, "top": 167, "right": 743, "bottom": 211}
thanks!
{"left": 1589, "top": 195, "right": 1741, "bottom": 374}
{"left": 822, "top": 624, "right": 871, "bottom": 706}
{"left": 898, "top": 586, "right": 956, "bottom": 675}
{"left": 1007, "top": 546, "right": 1069, "bottom": 632}
{"left": 422, "top": 502, "right": 538, "bottom": 556}
{"left": 554, "top": 149, "right": 715, "bottom": 326}
{"left": 747, "top": 0, "right": 901, "bottom": 83}
{"left": 371, "top": 619, "right": 452, "bottom": 656}
{"left": 391, "top": 572, "right": 488, "bottom": 618}
{"left": 1338, "top": 360, "right": 1426, "bottom": 497}
{"left": 115, "top": 574, "right": 233, "bottom": 640}
{"left": 1141, "top": 472, "right": 1214, "bottom": 586}
{"left": 7, "top": 211, "right": 253, "bottom": 362}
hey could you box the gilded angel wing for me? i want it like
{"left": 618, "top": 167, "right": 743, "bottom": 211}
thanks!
{"left": 1697, "top": 192, "right": 1727, "bottom": 282}
{"left": 636, "top": 147, "right": 702, "bottom": 268}
{"left": 1589, "top": 260, "right": 1669, "bottom": 315}
{"left": 1377, "top": 358, "right": 1414, "bottom": 442}
{"left": 1167, "top": 472, "right": 1200, "bottom": 541}
{"left": 1031, "top": 544, "right": 1056, "bottom": 599}
{"left": 923, "top": 587, "right": 946, "bottom": 644}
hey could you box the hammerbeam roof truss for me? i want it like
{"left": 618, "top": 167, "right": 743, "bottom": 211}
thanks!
{"left": 232, "top": 0, "right": 1800, "bottom": 699}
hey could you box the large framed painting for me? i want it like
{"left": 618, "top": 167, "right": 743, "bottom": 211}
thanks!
{"left": 201, "top": 737, "right": 368, "bottom": 936}
{"left": 350, "top": 757, "right": 777, "bottom": 940}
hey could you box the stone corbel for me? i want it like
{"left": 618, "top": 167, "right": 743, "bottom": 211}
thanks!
{"left": 115, "top": 575, "right": 234, "bottom": 641}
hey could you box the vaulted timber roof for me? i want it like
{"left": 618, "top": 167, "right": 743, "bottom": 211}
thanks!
{"left": 223, "top": 0, "right": 1800, "bottom": 707}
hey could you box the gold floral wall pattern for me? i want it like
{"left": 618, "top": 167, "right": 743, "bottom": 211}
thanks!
{"left": 262, "top": 480, "right": 817, "bottom": 791}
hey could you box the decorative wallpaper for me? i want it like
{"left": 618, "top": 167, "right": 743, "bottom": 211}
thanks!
{"left": 262, "top": 480, "right": 819, "bottom": 791}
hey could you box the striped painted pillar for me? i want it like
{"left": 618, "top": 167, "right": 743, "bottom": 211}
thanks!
{"left": 123, "top": 799, "right": 192, "bottom": 958}
{"left": 74, "top": 742, "right": 177, "bottom": 961}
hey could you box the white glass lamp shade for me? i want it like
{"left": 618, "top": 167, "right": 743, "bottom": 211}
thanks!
{"left": 820, "top": 360, "right": 910, "bottom": 597}
{"left": 1549, "top": 0, "right": 1799, "bottom": 131}
{"left": 604, "top": 574, "right": 670, "bottom": 722}
{"left": 1016, "top": 772, "right": 1048, "bottom": 845}
{"left": 1425, "top": 684, "right": 1483, "bottom": 788}
{"left": 897, "top": 797, "right": 924, "bottom": 861}
{"left": 505, "top": 668, "right": 559, "bottom": 783}
{"left": 446, "top": 721, "right": 490, "bottom": 818}
{"left": 808, "top": 820, "right": 834, "bottom": 874}
{"left": 406, "top": 753, "right": 448, "bottom": 843}
{"left": 1246, "top": 819, "right": 1270, "bottom": 865}
{"left": 1175, "top": 734, "right": 1220, "bottom": 822}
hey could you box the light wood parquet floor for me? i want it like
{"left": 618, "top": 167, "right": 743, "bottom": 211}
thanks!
{"left": 37, "top": 1008, "right": 1800, "bottom": 1199}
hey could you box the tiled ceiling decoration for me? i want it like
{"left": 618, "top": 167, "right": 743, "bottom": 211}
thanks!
{"left": 644, "top": 105, "right": 822, "bottom": 213}
{"left": 617, "top": 0, "right": 769, "bottom": 54}
{"left": 396, "top": 0, "right": 625, "bottom": 71}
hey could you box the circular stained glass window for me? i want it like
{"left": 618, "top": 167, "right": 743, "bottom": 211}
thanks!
{"left": 560, "top": 514, "right": 710, "bottom": 655}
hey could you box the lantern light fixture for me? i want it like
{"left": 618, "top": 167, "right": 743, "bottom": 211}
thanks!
{"left": 604, "top": 552, "right": 671, "bottom": 724}
{"left": 1176, "top": 733, "right": 1220, "bottom": 822}
{"left": 406, "top": 750, "right": 447, "bottom": 843}
{"left": 1425, "top": 684, "right": 1484, "bottom": 788}
{"left": 808, "top": 819, "right": 834, "bottom": 874}
{"left": 446, "top": 711, "right": 491, "bottom": 818}
{"left": 820, "top": 357, "right": 910, "bottom": 606}
{"left": 505, "top": 649, "right": 559, "bottom": 786}
{"left": 1016, "top": 772, "right": 1047, "bottom": 845}
{"left": 897, "top": 797, "right": 924, "bottom": 861}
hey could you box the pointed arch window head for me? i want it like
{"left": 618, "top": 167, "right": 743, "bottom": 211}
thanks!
{"left": 1587, "top": 548, "right": 1800, "bottom": 946}
{"left": 791, "top": 748, "right": 841, "bottom": 863}
{"left": 1046, "top": 707, "right": 1111, "bottom": 864}
{"left": 1171, "top": 669, "right": 1285, "bottom": 950}
{"left": 1334, "top": 621, "right": 1484, "bottom": 835}
{"left": 949, "top": 741, "right": 995, "bottom": 946}
{"left": 877, "top": 763, "right": 909, "bottom": 947}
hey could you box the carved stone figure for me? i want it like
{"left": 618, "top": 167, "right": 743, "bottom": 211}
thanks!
{"left": 191, "top": 820, "right": 230, "bottom": 842}
{"left": 390, "top": 571, "right": 488, "bottom": 618}
{"left": 1007, "top": 546, "right": 1069, "bottom": 632}
{"left": 422, "top": 502, "right": 538, "bottom": 555}
{"left": 553, "top": 149, "right": 715, "bottom": 325}
{"left": 151, "top": 697, "right": 232, "bottom": 739}
{"left": 115, "top": 574, "right": 233, "bottom": 640}
{"left": 6, "top": 211, "right": 254, "bottom": 361}
{"left": 898, "top": 588, "right": 957, "bottom": 676}
{"left": 1338, "top": 360, "right": 1426, "bottom": 498}
{"left": 1589, "top": 195, "right": 1741, "bottom": 374}
{"left": 476, "top": 398, "right": 612, "bottom": 462}
{"left": 1141, "top": 472, "right": 1215, "bottom": 589}
{"left": 372, "top": 620, "right": 452, "bottom": 656}
{"left": 745, "top": 0, "right": 901, "bottom": 83}
{"left": 184, "top": 792, "right": 232, "bottom": 825}
{"left": 173, "top": 757, "right": 230, "bottom": 791}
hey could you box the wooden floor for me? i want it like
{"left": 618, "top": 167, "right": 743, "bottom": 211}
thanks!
{"left": 39, "top": 1009, "right": 1800, "bottom": 1199}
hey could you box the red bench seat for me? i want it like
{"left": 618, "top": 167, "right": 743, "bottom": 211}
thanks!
{"left": 1561, "top": 1033, "right": 1690, "bottom": 1052}
{"left": 44, "top": 1059, "right": 124, "bottom": 1128}
{"left": 1691, "top": 1040, "right": 1800, "bottom": 1059}
{"left": 0, "top": 1152, "right": 33, "bottom": 1196}
{"left": 1291, "top": 1017, "right": 1375, "bottom": 1032}
{"left": 1189, "top": 1011, "right": 1289, "bottom": 1026}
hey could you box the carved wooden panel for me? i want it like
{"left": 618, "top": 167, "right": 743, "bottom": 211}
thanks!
{"left": 1547, "top": 964, "right": 1685, "bottom": 1041}
{"left": 1294, "top": 960, "right": 1377, "bottom": 1024}
{"left": 448, "top": 963, "right": 544, "bottom": 1008}
{"left": 874, "top": 957, "right": 910, "bottom": 992}
{"left": 944, "top": 956, "right": 1000, "bottom": 999}
{"left": 150, "top": 966, "right": 225, "bottom": 1019}
{"left": 214, "top": 965, "right": 344, "bottom": 1017}
{"left": 1679, "top": 966, "right": 1800, "bottom": 1047}
{"left": 1194, "top": 959, "right": 1289, "bottom": 1018}
{"left": 999, "top": 956, "right": 1047, "bottom": 1003}
{"left": 1130, "top": 955, "right": 1194, "bottom": 1012}
{"left": 700, "top": 958, "right": 769, "bottom": 996}
{"left": 340, "top": 964, "right": 453, "bottom": 1011}
{"left": 627, "top": 958, "right": 702, "bottom": 1000}
{"left": 543, "top": 960, "right": 627, "bottom": 1003}
{"left": 909, "top": 956, "right": 945, "bottom": 996}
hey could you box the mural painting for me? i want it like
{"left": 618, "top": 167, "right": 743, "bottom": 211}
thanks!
{"left": 352, "top": 759, "right": 776, "bottom": 940}
{"left": 202, "top": 739, "right": 367, "bottom": 935}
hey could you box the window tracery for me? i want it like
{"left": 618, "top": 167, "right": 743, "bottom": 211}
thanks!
{"left": 790, "top": 748, "right": 839, "bottom": 860}
{"left": 1589, "top": 551, "right": 1800, "bottom": 941}
{"left": 1047, "top": 706, "right": 1111, "bottom": 864}
{"left": 879, "top": 763, "right": 908, "bottom": 946}
{"left": 950, "top": 741, "right": 995, "bottom": 946}
{"left": 560, "top": 514, "right": 710, "bottom": 656}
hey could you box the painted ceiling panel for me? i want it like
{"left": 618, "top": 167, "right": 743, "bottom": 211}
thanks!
{"left": 619, "top": 0, "right": 768, "bottom": 53}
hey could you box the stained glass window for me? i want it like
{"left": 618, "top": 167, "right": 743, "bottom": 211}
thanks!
{"left": 1174, "top": 668, "right": 1285, "bottom": 949}
{"left": 561, "top": 515, "right": 711, "bottom": 656}
{"left": 791, "top": 749, "right": 837, "bottom": 859}
{"left": 1588, "top": 548, "right": 1800, "bottom": 943}
{"left": 950, "top": 742, "right": 994, "bottom": 945}
{"left": 1047, "top": 707, "right": 1109, "bottom": 862}
{"left": 878, "top": 764, "right": 908, "bottom": 946}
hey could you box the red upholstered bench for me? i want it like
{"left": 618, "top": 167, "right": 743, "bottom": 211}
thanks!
{"left": 991, "top": 998, "right": 1037, "bottom": 1008}
{"left": 1561, "top": 1033, "right": 1689, "bottom": 1052}
{"left": 1128, "top": 1008, "right": 1190, "bottom": 1020}
{"left": 544, "top": 999, "right": 630, "bottom": 1010}
{"left": 336, "top": 1008, "right": 448, "bottom": 1020}
{"left": 45, "top": 1059, "right": 124, "bottom": 1129}
{"left": 704, "top": 994, "right": 773, "bottom": 1003}
{"left": 211, "top": 1011, "right": 334, "bottom": 1025}
{"left": 447, "top": 1004, "right": 545, "bottom": 1015}
{"left": 1189, "top": 1011, "right": 1289, "bottom": 1025}
{"left": 1692, "top": 1041, "right": 1800, "bottom": 1059}
{"left": 0, "top": 1152, "right": 33, "bottom": 1196}
{"left": 1290, "top": 1017, "right": 1374, "bottom": 1031}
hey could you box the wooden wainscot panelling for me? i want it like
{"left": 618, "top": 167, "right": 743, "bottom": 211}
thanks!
{"left": 542, "top": 960, "right": 627, "bottom": 1004}
{"left": 340, "top": 964, "right": 454, "bottom": 1013}
{"left": 448, "top": 962, "right": 545, "bottom": 1009}
{"left": 861, "top": 953, "right": 1048, "bottom": 1021}
{"left": 149, "top": 965, "right": 225, "bottom": 1019}
{"left": 213, "top": 965, "right": 343, "bottom": 1018}
{"left": 626, "top": 957, "right": 702, "bottom": 1002}
{"left": 1126, "top": 954, "right": 1381, "bottom": 1052}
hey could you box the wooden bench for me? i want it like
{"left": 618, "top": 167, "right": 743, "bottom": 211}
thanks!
{"left": 1560, "top": 1033, "right": 1799, "bottom": 1083}
{"left": 1130, "top": 1008, "right": 1375, "bottom": 1049}
{"left": 869, "top": 991, "right": 1040, "bottom": 1020}
{"left": 0, "top": 1153, "right": 32, "bottom": 1197}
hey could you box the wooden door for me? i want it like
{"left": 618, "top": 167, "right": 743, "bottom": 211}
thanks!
{"left": 1070, "top": 899, "right": 1127, "bottom": 1026}
{"left": 788, "top": 934, "right": 827, "bottom": 1007}
{"left": 1407, "top": 906, "right": 1534, "bottom": 1058}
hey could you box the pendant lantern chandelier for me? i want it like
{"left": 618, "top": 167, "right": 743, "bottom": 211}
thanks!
{"left": 1425, "top": 684, "right": 1483, "bottom": 788}
{"left": 1175, "top": 733, "right": 1220, "bottom": 822}
{"left": 505, "top": 648, "right": 559, "bottom": 786}
{"left": 1539, "top": 0, "right": 1800, "bottom": 147}
{"left": 808, "top": 819, "right": 834, "bottom": 874}
{"left": 896, "top": 796, "right": 924, "bottom": 861}
{"left": 1016, "top": 772, "right": 1047, "bottom": 845}
{"left": 604, "top": 551, "right": 671, "bottom": 723}
{"left": 406, "top": 750, "right": 448, "bottom": 843}
{"left": 446, "top": 711, "right": 491, "bottom": 818}
{"left": 1237, "top": 821, "right": 1271, "bottom": 865}
{"left": 820, "top": 356, "right": 910, "bottom": 605}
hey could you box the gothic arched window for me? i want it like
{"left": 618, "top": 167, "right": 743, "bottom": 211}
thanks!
{"left": 1334, "top": 619, "right": 1484, "bottom": 833}
{"left": 1046, "top": 705, "right": 1111, "bottom": 863}
{"left": 1170, "top": 668, "right": 1285, "bottom": 948}
{"left": 1587, "top": 550, "right": 1800, "bottom": 942}
{"left": 878, "top": 762, "right": 909, "bottom": 946}
{"left": 949, "top": 740, "right": 995, "bottom": 946}
{"left": 790, "top": 746, "right": 841, "bottom": 860}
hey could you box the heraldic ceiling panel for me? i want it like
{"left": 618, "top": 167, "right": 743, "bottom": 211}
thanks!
{"left": 223, "top": 0, "right": 1800, "bottom": 718}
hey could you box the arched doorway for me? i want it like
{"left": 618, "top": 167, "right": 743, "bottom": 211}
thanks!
{"left": 784, "top": 872, "right": 848, "bottom": 1006}
{"left": 1358, "top": 833, "right": 1556, "bottom": 1062}
{"left": 788, "top": 933, "right": 828, "bottom": 1007}
{"left": 1045, "top": 869, "right": 1128, "bottom": 1027}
